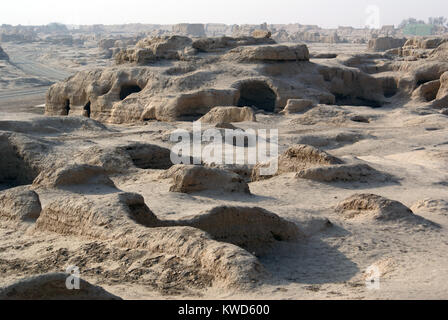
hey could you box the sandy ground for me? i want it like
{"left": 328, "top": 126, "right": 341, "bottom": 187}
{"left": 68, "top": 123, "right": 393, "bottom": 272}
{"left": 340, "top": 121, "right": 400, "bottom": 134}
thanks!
{"left": 1, "top": 42, "right": 448, "bottom": 300}
{"left": 1, "top": 104, "right": 448, "bottom": 299}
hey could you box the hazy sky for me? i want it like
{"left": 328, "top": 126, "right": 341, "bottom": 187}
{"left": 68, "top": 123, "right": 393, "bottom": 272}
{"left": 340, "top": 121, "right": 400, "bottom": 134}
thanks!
{"left": 1, "top": 0, "right": 447, "bottom": 28}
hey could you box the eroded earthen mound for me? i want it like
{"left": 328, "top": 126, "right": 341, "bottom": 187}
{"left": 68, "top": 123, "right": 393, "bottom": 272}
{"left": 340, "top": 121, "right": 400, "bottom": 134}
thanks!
{"left": 296, "top": 163, "right": 388, "bottom": 183}
{"left": 0, "top": 273, "right": 122, "bottom": 300}
{"left": 199, "top": 106, "right": 256, "bottom": 123}
{"left": 252, "top": 144, "right": 342, "bottom": 181}
{"left": 32, "top": 164, "right": 115, "bottom": 189}
{"left": 335, "top": 193, "right": 415, "bottom": 221}
{"left": 33, "top": 192, "right": 267, "bottom": 289}
{"left": 0, "top": 186, "right": 41, "bottom": 222}
{"left": 368, "top": 37, "right": 407, "bottom": 52}
{"left": 161, "top": 164, "right": 250, "bottom": 194}
{"left": 281, "top": 99, "right": 315, "bottom": 114}
{"left": 175, "top": 206, "right": 301, "bottom": 254}
{"left": 115, "top": 35, "right": 193, "bottom": 64}
{"left": 411, "top": 198, "right": 448, "bottom": 215}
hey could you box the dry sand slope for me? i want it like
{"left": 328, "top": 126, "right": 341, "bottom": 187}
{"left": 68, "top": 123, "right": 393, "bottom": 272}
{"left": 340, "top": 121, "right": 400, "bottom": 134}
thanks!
{"left": 1, "top": 34, "right": 448, "bottom": 300}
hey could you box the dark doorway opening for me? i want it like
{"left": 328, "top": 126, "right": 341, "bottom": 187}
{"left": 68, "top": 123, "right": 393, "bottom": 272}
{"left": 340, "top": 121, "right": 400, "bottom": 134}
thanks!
{"left": 237, "top": 81, "right": 277, "bottom": 112}
{"left": 64, "top": 99, "right": 70, "bottom": 115}
{"left": 84, "top": 101, "right": 91, "bottom": 118}
{"left": 119, "top": 84, "right": 142, "bottom": 100}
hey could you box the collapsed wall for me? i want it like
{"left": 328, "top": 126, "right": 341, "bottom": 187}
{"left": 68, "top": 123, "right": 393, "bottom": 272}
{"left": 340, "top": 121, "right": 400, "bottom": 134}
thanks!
{"left": 45, "top": 34, "right": 448, "bottom": 124}
{"left": 32, "top": 190, "right": 301, "bottom": 289}
{"left": 368, "top": 37, "right": 407, "bottom": 52}
{"left": 172, "top": 24, "right": 206, "bottom": 37}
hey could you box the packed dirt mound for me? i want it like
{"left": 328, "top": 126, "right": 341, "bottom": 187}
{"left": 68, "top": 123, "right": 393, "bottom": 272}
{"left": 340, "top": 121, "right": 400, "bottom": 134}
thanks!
{"left": 280, "top": 144, "right": 342, "bottom": 167}
{"left": 296, "top": 163, "right": 389, "bottom": 183}
{"left": 32, "top": 164, "right": 115, "bottom": 189}
{"left": 174, "top": 206, "right": 301, "bottom": 254}
{"left": 411, "top": 199, "right": 448, "bottom": 216}
{"left": 0, "top": 273, "right": 121, "bottom": 300}
{"left": 161, "top": 164, "right": 250, "bottom": 194}
{"left": 252, "top": 144, "right": 342, "bottom": 181}
{"left": 0, "top": 186, "right": 41, "bottom": 222}
{"left": 335, "top": 193, "right": 415, "bottom": 221}
{"left": 199, "top": 106, "right": 256, "bottom": 123}
{"left": 33, "top": 192, "right": 266, "bottom": 289}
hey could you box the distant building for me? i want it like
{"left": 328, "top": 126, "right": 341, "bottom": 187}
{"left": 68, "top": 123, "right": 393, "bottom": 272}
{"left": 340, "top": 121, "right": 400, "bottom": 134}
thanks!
{"left": 403, "top": 24, "right": 434, "bottom": 36}
{"left": 172, "top": 24, "right": 206, "bottom": 37}
{"left": 380, "top": 25, "right": 396, "bottom": 36}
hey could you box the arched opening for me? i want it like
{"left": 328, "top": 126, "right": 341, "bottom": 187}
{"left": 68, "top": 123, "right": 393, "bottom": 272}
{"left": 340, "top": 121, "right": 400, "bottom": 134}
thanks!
{"left": 83, "top": 101, "right": 91, "bottom": 118}
{"left": 64, "top": 99, "right": 70, "bottom": 115}
{"left": 237, "top": 81, "right": 277, "bottom": 112}
{"left": 119, "top": 84, "right": 142, "bottom": 100}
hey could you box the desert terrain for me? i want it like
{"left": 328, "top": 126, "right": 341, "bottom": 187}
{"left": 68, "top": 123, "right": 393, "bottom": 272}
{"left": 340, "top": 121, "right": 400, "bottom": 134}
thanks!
{"left": 1, "top": 22, "right": 448, "bottom": 300}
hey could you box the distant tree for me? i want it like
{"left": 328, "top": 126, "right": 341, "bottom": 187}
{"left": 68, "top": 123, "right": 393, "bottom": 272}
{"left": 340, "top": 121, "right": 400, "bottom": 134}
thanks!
{"left": 428, "top": 16, "right": 447, "bottom": 26}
